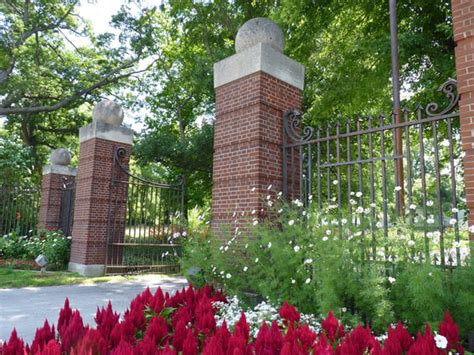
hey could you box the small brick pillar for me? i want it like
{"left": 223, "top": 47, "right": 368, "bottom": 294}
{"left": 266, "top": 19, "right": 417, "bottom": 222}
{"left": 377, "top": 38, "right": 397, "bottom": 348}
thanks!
{"left": 68, "top": 100, "right": 133, "bottom": 276}
{"left": 211, "top": 18, "right": 304, "bottom": 235}
{"left": 38, "top": 149, "right": 76, "bottom": 231}
{"left": 453, "top": 0, "right": 474, "bottom": 244}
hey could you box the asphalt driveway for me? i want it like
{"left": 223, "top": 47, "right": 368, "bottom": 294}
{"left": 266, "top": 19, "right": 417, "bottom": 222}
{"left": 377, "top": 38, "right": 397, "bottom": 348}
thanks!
{"left": 0, "top": 274, "right": 188, "bottom": 344}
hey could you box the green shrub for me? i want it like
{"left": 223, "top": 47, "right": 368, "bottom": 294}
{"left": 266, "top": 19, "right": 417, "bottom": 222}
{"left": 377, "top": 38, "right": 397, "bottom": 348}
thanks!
{"left": 181, "top": 196, "right": 474, "bottom": 338}
{"left": 0, "top": 229, "right": 71, "bottom": 270}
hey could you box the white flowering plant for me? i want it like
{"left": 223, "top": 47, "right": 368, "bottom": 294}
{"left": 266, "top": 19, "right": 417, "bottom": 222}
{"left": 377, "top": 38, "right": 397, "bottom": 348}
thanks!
{"left": 0, "top": 229, "right": 71, "bottom": 270}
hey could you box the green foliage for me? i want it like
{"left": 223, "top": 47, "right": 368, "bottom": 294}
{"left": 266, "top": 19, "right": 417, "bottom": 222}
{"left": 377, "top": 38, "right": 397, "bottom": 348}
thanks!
{"left": 0, "top": 131, "right": 34, "bottom": 183}
{"left": 182, "top": 198, "right": 474, "bottom": 337}
{"left": 0, "top": 229, "right": 71, "bottom": 270}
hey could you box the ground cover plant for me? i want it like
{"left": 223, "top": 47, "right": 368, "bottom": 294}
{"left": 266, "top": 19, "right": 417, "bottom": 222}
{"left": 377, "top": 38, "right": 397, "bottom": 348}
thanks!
{"left": 182, "top": 191, "right": 474, "bottom": 345}
{"left": 0, "top": 284, "right": 467, "bottom": 354}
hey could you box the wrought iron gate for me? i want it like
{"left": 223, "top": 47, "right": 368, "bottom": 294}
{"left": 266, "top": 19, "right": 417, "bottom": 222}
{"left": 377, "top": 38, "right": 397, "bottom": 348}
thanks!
{"left": 58, "top": 176, "right": 75, "bottom": 236}
{"left": 283, "top": 79, "right": 467, "bottom": 267}
{"left": 0, "top": 184, "right": 39, "bottom": 236}
{"left": 106, "top": 147, "right": 185, "bottom": 274}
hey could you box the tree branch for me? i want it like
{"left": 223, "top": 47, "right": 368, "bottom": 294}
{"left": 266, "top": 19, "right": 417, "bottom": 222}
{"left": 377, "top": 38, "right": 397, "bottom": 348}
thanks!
{"left": 0, "top": 58, "right": 156, "bottom": 115}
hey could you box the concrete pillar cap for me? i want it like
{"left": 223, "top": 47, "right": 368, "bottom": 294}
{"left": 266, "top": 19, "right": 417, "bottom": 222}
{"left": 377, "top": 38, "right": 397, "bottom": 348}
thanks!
{"left": 235, "top": 17, "right": 284, "bottom": 53}
{"left": 49, "top": 148, "right": 71, "bottom": 166}
{"left": 92, "top": 99, "right": 124, "bottom": 126}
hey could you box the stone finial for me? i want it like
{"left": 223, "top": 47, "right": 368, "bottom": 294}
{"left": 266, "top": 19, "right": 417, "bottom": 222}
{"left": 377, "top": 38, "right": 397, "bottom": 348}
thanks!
{"left": 92, "top": 99, "right": 124, "bottom": 126}
{"left": 50, "top": 148, "right": 71, "bottom": 166}
{"left": 235, "top": 17, "right": 284, "bottom": 53}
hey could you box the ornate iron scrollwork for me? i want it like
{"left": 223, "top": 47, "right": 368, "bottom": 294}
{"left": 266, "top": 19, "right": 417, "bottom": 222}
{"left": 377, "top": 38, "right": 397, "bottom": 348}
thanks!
{"left": 283, "top": 109, "right": 314, "bottom": 143}
{"left": 425, "top": 79, "right": 459, "bottom": 117}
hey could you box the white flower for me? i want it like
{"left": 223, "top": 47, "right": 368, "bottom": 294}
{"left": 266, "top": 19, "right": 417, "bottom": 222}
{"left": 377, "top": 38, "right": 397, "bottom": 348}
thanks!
{"left": 341, "top": 218, "right": 348, "bottom": 225}
{"left": 243, "top": 266, "right": 248, "bottom": 272}
{"left": 433, "top": 231, "right": 441, "bottom": 238}
{"left": 350, "top": 199, "right": 357, "bottom": 205}
{"left": 408, "top": 240, "right": 416, "bottom": 247}
{"left": 427, "top": 217, "right": 435, "bottom": 224}
{"left": 388, "top": 277, "right": 396, "bottom": 284}
{"left": 245, "top": 243, "right": 249, "bottom": 249}
{"left": 342, "top": 307, "right": 347, "bottom": 313}
{"left": 267, "top": 184, "right": 273, "bottom": 190}
{"left": 304, "top": 258, "right": 313, "bottom": 264}
{"left": 278, "top": 191, "right": 283, "bottom": 197}
{"left": 449, "top": 218, "right": 457, "bottom": 225}
{"left": 356, "top": 191, "right": 363, "bottom": 198}
{"left": 350, "top": 191, "right": 355, "bottom": 196}
{"left": 322, "top": 236, "right": 328, "bottom": 241}
{"left": 302, "top": 210, "right": 307, "bottom": 216}
{"left": 255, "top": 258, "right": 259, "bottom": 263}
{"left": 226, "top": 273, "right": 232, "bottom": 279}
{"left": 251, "top": 187, "right": 256, "bottom": 192}
{"left": 426, "top": 232, "right": 433, "bottom": 239}
{"left": 434, "top": 334, "right": 447, "bottom": 349}
{"left": 451, "top": 207, "right": 459, "bottom": 213}
{"left": 308, "top": 195, "right": 313, "bottom": 200}
{"left": 370, "top": 203, "right": 376, "bottom": 208}
{"left": 277, "top": 208, "right": 283, "bottom": 214}
{"left": 253, "top": 220, "right": 258, "bottom": 226}
{"left": 173, "top": 232, "right": 181, "bottom": 239}
{"left": 356, "top": 206, "right": 364, "bottom": 214}
{"left": 395, "top": 186, "right": 402, "bottom": 191}
{"left": 232, "top": 211, "right": 237, "bottom": 217}
{"left": 288, "top": 219, "right": 295, "bottom": 226}
{"left": 220, "top": 271, "right": 224, "bottom": 275}
{"left": 266, "top": 195, "right": 271, "bottom": 200}
{"left": 376, "top": 221, "right": 383, "bottom": 229}
{"left": 267, "top": 201, "right": 273, "bottom": 207}
{"left": 428, "top": 272, "right": 433, "bottom": 277}
{"left": 333, "top": 179, "right": 339, "bottom": 185}
{"left": 409, "top": 204, "right": 416, "bottom": 210}
{"left": 326, "top": 230, "right": 332, "bottom": 236}
{"left": 440, "top": 139, "right": 450, "bottom": 147}
{"left": 224, "top": 246, "right": 229, "bottom": 252}
{"left": 294, "top": 245, "right": 300, "bottom": 252}
{"left": 427, "top": 200, "right": 434, "bottom": 207}
{"left": 267, "top": 242, "right": 272, "bottom": 248}
{"left": 251, "top": 209, "right": 256, "bottom": 215}
{"left": 291, "top": 279, "right": 296, "bottom": 284}
{"left": 305, "top": 278, "right": 311, "bottom": 284}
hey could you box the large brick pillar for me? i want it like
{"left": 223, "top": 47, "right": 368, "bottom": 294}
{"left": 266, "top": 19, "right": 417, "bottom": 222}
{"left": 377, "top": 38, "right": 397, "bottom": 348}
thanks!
{"left": 211, "top": 18, "right": 304, "bottom": 235}
{"left": 38, "top": 149, "right": 76, "bottom": 231}
{"left": 453, "top": 0, "right": 474, "bottom": 244}
{"left": 68, "top": 100, "right": 133, "bottom": 276}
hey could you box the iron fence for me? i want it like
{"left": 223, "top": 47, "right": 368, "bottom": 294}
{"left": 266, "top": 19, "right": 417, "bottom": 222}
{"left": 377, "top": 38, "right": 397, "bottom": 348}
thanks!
{"left": 106, "top": 147, "right": 185, "bottom": 274}
{"left": 283, "top": 79, "right": 467, "bottom": 268}
{"left": 0, "top": 184, "right": 40, "bottom": 236}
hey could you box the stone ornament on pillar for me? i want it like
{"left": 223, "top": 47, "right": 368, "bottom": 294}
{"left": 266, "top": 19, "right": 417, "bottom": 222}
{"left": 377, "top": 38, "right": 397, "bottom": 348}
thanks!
{"left": 68, "top": 99, "right": 133, "bottom": 277}
{"left": 38, "top": 148, "right": 76, "bottom": 231}
{"left": 211, "top": 17, "right": 304, "bottom": 236}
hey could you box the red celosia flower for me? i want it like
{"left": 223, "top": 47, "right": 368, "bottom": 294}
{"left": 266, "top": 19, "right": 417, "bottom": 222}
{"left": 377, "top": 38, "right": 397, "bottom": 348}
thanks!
{"left": 226, "top": 334, "right": 248, "bottom": 355}
{"left": 407, "top": 325, "right": 437, "bottom": 355}
{"left": 322, "top": 310, "right": 341, "bottom": 343}
{"left": 109, "top": 339, "right": 134, "bottom": 355}
{"left": 30, "top": 320, "right": 55, "bottom": 354}
{"left": 71, "top": 328, "right": 107, "bottom": 355}
{"left": 2, "top": 329, "right": 25, "bottom": 355}
{"left": 160, "top": 342, "right": 177, "bottom": 355}
{"left": 295, "top": 324, "right": 317, "bottom": 350}
{"left": 214, "top": 320, "right": 231, "bottom": 353}
{"left": 313, "top": 333, "right": 333, "bottom": 355}
{"left": 182, "top": 329, "right": 199, "bottom": 355}
{"left": 145, "top": 316, "right": 170, "bottom": 347}
{"left": 59, "top": 311, "right": 86, "bottom": 353}
{"left": 95, "top": 301, "right": 119, "bottom": 343}
{"left": 234, "top": 312, "right": 250, "bottom": 341}
{"left": 347, "top": 324, "right": 378, "bottom": 354}
{"left": 37, "top": 339, "right": 61, "bottom": 355}
{"left": 134, "top": 336, "right": 158, "bottom": 354}
{"left": 172, "top": 319, "right": 188, "bottom": 352}
{"left": 57, "top": 298, "right": 72, "bottom": 336}
{"left": 438, "top": 310, "right": 464, "bottom": 354}
{"left": 279, "top": 300, "right": 301, "bottom": 325}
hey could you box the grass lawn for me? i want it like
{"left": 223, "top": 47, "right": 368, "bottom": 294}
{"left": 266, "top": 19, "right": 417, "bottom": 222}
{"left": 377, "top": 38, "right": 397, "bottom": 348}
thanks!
{"left": 0, "top": 267, "right": 133, "bottom": 288}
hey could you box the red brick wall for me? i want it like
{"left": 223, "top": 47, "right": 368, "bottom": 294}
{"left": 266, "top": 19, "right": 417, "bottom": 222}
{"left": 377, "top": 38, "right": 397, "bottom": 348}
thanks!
{"left": 38, "top": 173, "right": 75, "bottom": 230}
{"left": 69, "top": 138, "right": 131, "bottom": 265}
{"left": 211, "top": 71, "right": 302, "bottom": 236}
{"left": 453, "top": 0, "right": 474, "bottom": 241}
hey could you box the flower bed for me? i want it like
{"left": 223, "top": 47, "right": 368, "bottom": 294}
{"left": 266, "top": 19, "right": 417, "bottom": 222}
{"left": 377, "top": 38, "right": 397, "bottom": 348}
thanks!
{"left": 0, "top": 285, "right": 465, "bottom": 354}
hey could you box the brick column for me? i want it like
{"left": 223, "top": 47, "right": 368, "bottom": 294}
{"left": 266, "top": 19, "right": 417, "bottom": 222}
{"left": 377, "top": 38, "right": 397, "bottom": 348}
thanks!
{"left": 38, "top": 149, "right": 76, "bottom": 231}
{"left": 68, "top": 100, "right": 133, "bottom": 276}
{"left": 211, "top": 18, "right": 304, "bottom": 236}
{"left": 453, "top": 0, "right": 474, "bottom": 244}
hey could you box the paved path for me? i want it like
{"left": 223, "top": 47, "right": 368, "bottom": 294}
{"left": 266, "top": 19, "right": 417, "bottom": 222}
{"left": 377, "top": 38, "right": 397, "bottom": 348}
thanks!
{"left": 0, "top": 275, "right": 188, "bottom": 344}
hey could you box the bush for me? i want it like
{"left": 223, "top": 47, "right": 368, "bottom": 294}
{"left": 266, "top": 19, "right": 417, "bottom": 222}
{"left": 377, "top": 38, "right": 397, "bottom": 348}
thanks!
{"left": 1, "top": 284, "right": 466, "bottom": 354}
{"left": 181, "top": 195, "right": 474, "bottom": 339}
{"left": 0, "top": 229, "right": 71, "bottom": 270}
